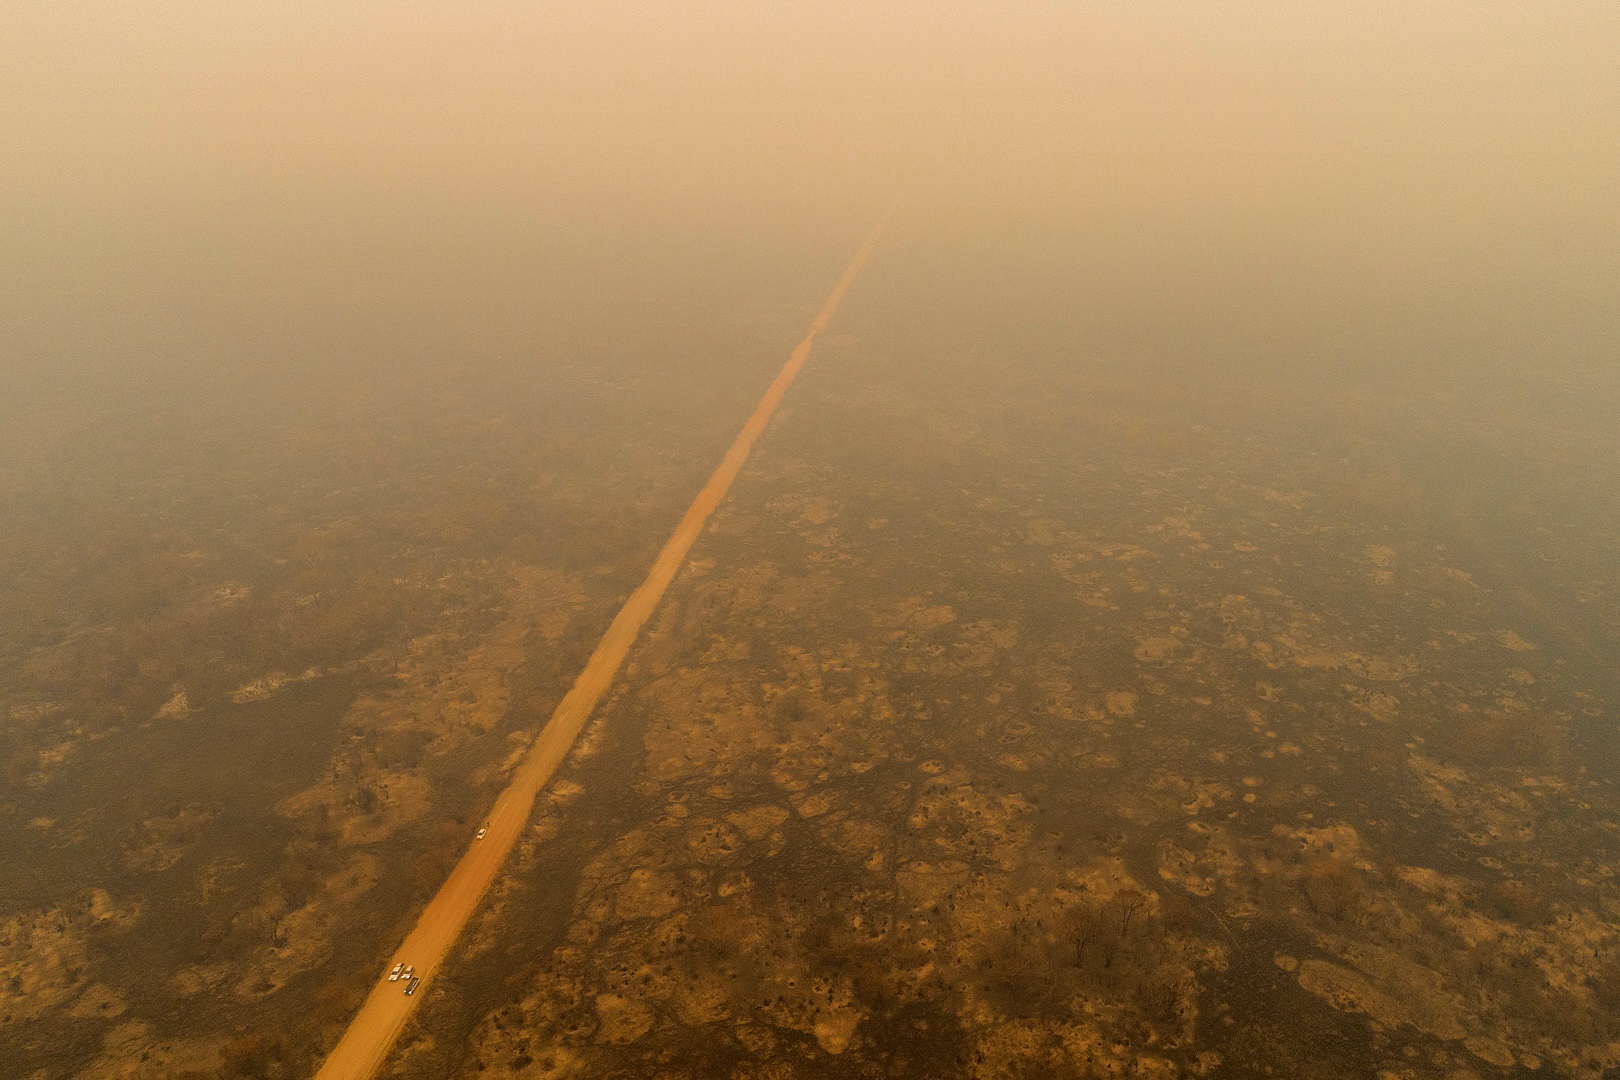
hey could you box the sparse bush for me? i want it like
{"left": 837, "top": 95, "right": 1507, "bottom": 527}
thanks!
{"left": 1432, "top": 709, "right": 1569, "bottom": 772}
{"left": 1590, "top": 958, "right": 1620, "bottom": 1019}
{"left": 1300, "top": 858, "right": 1364, "bottom": 922}
{"left": 1482, "top": 880, "right": 1548, "bottom": 926}
{"left": 221, "top": 1032, "right": 287, "bottom": 1078}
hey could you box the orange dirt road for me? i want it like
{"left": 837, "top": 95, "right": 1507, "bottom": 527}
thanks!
{"left": 313, "top": 207, "right": 893, "bottom": 1080}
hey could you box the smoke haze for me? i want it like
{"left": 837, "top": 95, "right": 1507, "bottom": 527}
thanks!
{"left": 4, "top": 5, "right": 1620, "bottom": 1078}
{"left": 6, "top": 4, "right": 1617, "bottom": 267}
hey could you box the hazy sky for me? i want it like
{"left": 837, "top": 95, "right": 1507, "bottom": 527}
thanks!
{"left": 5, "top": 2, "right": 1617, "bottom": 229}
{"left": 2, "top": 0, "right": 1617, "bottom": 387}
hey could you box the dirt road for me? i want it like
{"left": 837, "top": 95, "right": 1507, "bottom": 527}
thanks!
{"left": 312, "top": 208, "right": 893, "bottom": 1080}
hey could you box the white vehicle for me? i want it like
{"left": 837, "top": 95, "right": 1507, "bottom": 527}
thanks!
{"left": 401, "top": 965, "right": 414, "bottom": 981}
{"left": 404, "top": 977, "right": 420, "bottom": 996}
{"left": 476, "top": 826, "right": 488, "bottom": 840}
{"left": 387, "top": 963, "right": 404, "bottom": 982}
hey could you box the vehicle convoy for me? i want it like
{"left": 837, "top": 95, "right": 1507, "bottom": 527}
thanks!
{"left": 387, "top": 963, "right": 403, "bottom": 982}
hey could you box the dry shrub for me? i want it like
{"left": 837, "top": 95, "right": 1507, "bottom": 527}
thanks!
{"left": 1481, "top": 880, "right": 1549, "bottom": 926}
{"left": 1299, "top": 857, "right": 1365, "bottom": 922}
{"left": 1590, "top": 958, "right": 1620, "bottom": 1019}
{"left": 1432, "top": 709, "right": 1568, "bottom": 771}
{"left": 221, "top": 1032, "right": 288, "bottom": 1078}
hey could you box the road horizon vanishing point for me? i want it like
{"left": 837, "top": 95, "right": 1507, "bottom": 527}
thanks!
{"left": 313, "top": 204, "right": 896, "bottom": 1080}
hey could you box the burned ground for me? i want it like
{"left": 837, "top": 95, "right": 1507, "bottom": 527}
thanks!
{"left": 382, "top": 304, "right": 1620, "bottom": 1079}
